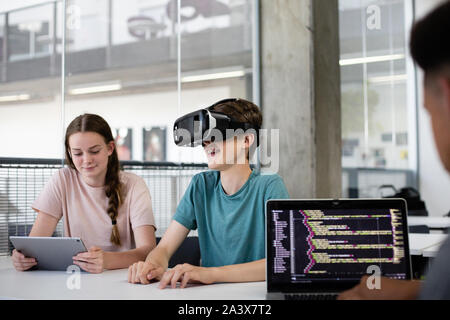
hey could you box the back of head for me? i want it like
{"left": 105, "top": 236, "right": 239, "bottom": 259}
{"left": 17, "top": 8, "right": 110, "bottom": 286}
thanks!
{"left": 410, "top": 1, "right": 450, "bottom": 75}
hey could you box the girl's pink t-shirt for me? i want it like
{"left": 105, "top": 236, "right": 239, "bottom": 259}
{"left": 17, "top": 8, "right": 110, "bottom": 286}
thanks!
{"left": 32, "top": 167, "right": 156, "bottom": 251}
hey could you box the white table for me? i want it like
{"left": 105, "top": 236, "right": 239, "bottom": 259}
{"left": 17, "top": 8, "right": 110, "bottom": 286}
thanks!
{"left": 408, "top": 233, "right": 448, "bottom": 256}
{"left": 423, "top": 241, "right": 446, "bottom": 258}
{"left": 0, "top": 257, "right": 266, "bottom": 300}
{"left": 408, "top": 217, "right": 450, "bottom": 230}
{"left": 2, "top": 234, "right": 446, "bottom": 299}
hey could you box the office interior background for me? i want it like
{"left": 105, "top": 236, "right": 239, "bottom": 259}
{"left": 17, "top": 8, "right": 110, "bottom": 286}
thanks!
{"left": 0, "top": 0, "right": 449, "bottom": 255}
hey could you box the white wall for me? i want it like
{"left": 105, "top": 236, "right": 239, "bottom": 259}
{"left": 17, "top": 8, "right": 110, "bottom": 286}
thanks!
{"left": 65, "top": 86, "right": 230, "bottom": 163}
{"left": 0, "top": 101, "right": 61, "bottom": 158}
{"left": 0, "top": 85, "right": 230, "bottom": 162}
{"left": 0, "top": 0, "right": 49, "bottom": 13}
{"left": 416, "top": 0, "right": 450, "bottom": 217}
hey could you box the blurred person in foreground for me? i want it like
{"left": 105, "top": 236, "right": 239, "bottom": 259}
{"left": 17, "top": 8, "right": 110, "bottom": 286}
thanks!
{"left": 339, "top": 1, "right": 450, "bottom": 300}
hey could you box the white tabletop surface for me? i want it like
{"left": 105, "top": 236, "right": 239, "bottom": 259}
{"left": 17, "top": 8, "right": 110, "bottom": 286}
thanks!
{"left": 2, "top": 234, "right": 447, "bottom": 299}
{"left": 408, "top": 233, "right": 448, "bottom": 256}
{"left": 408, "top": 216, "right": 450, "bottom": 229}
{"left": 423, "top": 241, "right": 446, "bottom": 258}
{"left": 0, "top": 257, "right": 266, "bottom": 300}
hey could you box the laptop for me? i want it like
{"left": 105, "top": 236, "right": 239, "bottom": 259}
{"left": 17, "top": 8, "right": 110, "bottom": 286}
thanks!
{"left": 266, "top": 199, "right": 412, "bottom": 300}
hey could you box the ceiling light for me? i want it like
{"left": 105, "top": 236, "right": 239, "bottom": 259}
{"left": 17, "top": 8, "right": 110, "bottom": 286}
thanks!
{"left": 0, "top": 93, "right": 31, "bottom": 102}
{"left": 368, "top": 74, "right": 407, "bottom": 84}
{"left": 340, "top": 54, "right": 405, "bottom": 66}
{"left": 181, "top": 70, "right": 245, "bottom": 83}
{"left": 68, "top": 82, "right": 122, "bottom": 95}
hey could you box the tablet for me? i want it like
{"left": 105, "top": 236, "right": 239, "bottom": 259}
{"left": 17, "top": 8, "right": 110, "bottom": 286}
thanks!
{"left": 10, "top": 236, "right": 87, "bottom": 271}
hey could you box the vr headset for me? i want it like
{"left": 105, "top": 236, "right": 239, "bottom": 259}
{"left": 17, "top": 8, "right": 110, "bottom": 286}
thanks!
{"left": 173, "top": 98, "right": 260, "bottom": 147}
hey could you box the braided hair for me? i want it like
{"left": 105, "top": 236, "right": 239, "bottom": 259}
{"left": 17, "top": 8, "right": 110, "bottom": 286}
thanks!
{"left": 65, "top": 113, "right": 123, "bottom": 246}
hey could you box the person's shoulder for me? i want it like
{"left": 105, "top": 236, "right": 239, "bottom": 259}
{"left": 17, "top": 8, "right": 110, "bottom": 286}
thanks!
{"left": 185, "top": 170, "right": 219, "bottom": 191}
{"left": 251, "top": 171, "right": 285, "bottom": 185}
{"left": 55, "top": 167, "right": 78, "bottom": 181}
{"left": 251, "top": 171, "right": 288, "bottom": 197}
{"left": 119, "top": 171, "right": 150, "bottom": 198}
{"left": 44, "top": 167, "right": 78, "bottom": 191}
{"left": 193, "top": 170, "right": 219, "bottom": 183}
{"left": 120, "top": 171, "right": 146, "bottom": 188}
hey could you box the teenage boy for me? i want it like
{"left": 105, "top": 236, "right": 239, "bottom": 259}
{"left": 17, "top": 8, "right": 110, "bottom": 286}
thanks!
{"left": 128, "top": 98, "right": 289, "bottom": 288}
{"left": 339, "top": 1, "right": 450, "bottom": 300}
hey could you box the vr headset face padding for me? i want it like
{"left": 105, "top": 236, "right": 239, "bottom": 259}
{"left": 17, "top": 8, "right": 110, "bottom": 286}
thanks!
{"left": 173, "top": 108, "right": 260, "bottom": 148}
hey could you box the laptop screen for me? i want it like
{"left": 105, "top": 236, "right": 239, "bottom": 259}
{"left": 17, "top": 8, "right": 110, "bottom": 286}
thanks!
{"left": 266, "top": 199, "right": 412, "bottom": 292}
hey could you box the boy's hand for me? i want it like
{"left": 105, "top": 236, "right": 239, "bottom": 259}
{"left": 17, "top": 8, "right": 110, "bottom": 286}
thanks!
{"left": 159, "top": 263, "right": 216, "bottom": 289}
{"left": 128, "top": 260, "right": 166, "bottom": 284}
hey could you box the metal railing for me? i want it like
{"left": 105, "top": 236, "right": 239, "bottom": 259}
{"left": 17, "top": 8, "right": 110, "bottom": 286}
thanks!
{"left": 0, "top": 157, "right": 417, "bottom": 256}
{"left": 0, "top": 157, "right": 208, "bottom": 256}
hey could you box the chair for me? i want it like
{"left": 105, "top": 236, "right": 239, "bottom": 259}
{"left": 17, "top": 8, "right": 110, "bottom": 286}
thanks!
{"left": 409, "top": 224, "right": 430, "bottom": 234}
{"left": 156, "top": 236, "right": 201, "bottom": 268}
{"left": 379, "top": 185, "right": 429, "bottom": 216}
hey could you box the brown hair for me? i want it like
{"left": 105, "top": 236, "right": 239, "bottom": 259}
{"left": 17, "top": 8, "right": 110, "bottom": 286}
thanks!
{"left": 209, "top": 98, "right": 262, "bottom": 159}
{"left": 65, "top": 113, "right": 123, "bottom": 246}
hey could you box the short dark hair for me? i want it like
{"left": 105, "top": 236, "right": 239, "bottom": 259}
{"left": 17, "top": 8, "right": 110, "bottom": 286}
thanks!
{"left": 209, "top": 98, "right": 262, "bottom": 129}
{"left": 409, "top": 1, "right": 450, "bottom": 73}
{"left": 210, "top": 98, "right": 262, "bottom": 159}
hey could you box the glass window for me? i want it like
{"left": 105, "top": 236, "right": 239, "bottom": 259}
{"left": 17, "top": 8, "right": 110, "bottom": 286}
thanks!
{"left": 0, "top": 1, "right": 62, "bottom": 159}
{"left": 8, "top": 3, "right": 54, "bottom": 61}
{"left": 0, "top": 0, "right": 257, "bottom": 163}
{"left": 0, "top": 0, "right": 258, "bottom": 240}
{"left": 179, "top": 0, "right": 255, "bottom": 163}
{"left": 339, "top": 0, "right": 417, "bottom": 197}
{"left": 0, "top": 13, "right": 5, "bottom": 80}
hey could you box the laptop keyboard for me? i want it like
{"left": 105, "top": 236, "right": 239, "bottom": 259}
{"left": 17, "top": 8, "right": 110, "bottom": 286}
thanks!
{"left": 284, "top": 293, "right": 338, "bottom": 301}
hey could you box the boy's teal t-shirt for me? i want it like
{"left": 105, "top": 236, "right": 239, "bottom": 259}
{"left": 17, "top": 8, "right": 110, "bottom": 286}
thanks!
{"left": 173, "top": 170, "right": 289, "bottom": 267}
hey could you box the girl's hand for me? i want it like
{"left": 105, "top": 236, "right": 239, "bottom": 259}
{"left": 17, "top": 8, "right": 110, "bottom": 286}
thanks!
{"left": 12, "top": 249, "right": 37, "bottom": 271}
{"left": 72, "top": 246, "right": 104, "bottom": 273}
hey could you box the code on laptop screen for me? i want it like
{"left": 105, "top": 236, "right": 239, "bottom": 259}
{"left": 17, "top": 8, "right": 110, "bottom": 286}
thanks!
{"left": 270, "top": 208, "right": 409, "bottom": 283}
